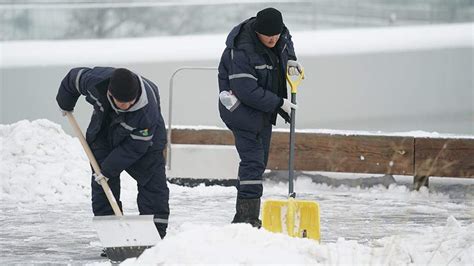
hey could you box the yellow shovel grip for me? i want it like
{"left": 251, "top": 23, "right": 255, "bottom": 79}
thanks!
{"left": 286, "top": 67, "right": 305, "bottom": 94}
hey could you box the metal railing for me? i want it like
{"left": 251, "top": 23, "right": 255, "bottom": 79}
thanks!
{"left": 166, "top": 66, "right": 218, "bottom": 170}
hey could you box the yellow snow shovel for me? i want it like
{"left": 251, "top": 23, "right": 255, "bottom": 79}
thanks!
{"left": 262, "top": 68, "right": 321, "bottom": 241}
{"left": 65, "top": 112, "right": 160, "bottom": 261}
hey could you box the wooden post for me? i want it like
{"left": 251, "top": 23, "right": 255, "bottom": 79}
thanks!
{"left": 413, "top": 175, "right": 429, "bottom": 190}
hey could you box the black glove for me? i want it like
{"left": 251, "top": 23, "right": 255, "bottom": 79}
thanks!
{"left": 278, "top": 109, "right": 291, "bottom": 123}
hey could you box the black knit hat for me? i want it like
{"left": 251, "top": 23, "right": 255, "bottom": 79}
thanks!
{"left": 108, "top": 68, "right": 140, "bottom": 102}
{"left": 255, "top": 7, "right": 283, "bottom": 36}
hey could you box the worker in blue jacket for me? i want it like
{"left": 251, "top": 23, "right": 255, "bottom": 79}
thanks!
{"left": 218, "top": 8, "right": 302, "bottom": 227}
{"left": 56, "top": 67, "right": 169, "bottom": 239}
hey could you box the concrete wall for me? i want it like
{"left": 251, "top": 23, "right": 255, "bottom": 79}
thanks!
{"left": 1, "top": 47, "right": 472, "bottom": 135}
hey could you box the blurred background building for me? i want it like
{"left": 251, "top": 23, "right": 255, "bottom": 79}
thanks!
{"left": 1, "top": 0, "right": 473, "bottom": 41}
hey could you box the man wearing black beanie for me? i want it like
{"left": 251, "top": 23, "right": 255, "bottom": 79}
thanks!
{"left": 218, "top": 7, "right": 303, "bottom": 227}
{"left": 108, "top": 68, "right": 140, "bottom": 104}
{"left": 56, "top": 67, "right": 169, "bottom": 255}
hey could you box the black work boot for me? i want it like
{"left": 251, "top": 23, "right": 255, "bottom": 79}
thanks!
{"left": 231, "top": 198, "right": 262, "bottom": 228}
{"left": 155, "top": 223, "right": 167, "bottom": 239}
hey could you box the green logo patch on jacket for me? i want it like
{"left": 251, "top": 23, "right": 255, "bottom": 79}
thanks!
{"left": 138, "top": 128, "right": 149, "bottom": 136}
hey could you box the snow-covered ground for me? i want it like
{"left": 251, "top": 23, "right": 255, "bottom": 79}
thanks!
{"left": 1, "top": 120, "right": 473, "bottom": 265}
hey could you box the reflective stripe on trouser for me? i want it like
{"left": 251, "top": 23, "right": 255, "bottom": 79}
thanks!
{"left": 232, "top": 124, "right": 272, "bottom": 199}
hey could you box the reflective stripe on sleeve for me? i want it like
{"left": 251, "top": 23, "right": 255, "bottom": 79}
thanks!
{"left": 75, "top": 69, "right": 85, "bottom": 94}
{"left": 87, "top": 91, "right": 104, "bottom": 112}
{"left": 255, "top": 64, "right": 273, "bottom": 70}
{"left": 229, "top": 73, "right": 257, "bottom": 81}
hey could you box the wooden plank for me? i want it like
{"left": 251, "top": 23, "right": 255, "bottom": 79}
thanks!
{"left": 268, "top": 132, "right": 414, "bottom": 175}
{"left": 170, "top": 129, "right": 474, "bottom": 178}
{"left": 171, "top": 128, "right": 234, "bottom": 145}
{"left": 171, "top": 129, "right": 414, "bottom": 175}
{"left": 415, "top": 138, "right": 474, "bottom": 178}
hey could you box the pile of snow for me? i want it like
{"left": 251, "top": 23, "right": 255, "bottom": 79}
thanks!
{"left": 1, "top": 119, "right": 92, "bottom": 203}
{"left": 129, "top": 223, "right": 320, "bottom": 265}
{"left": 123, "top": 216, "right": 472, "bottom": 265}
{"left": 375, "top": 216, "right": 474, "bottom": 265}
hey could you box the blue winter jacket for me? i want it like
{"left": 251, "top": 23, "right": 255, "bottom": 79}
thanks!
{"left": 56, "top": 67, "right": 167, "bottom": 179}
{"left": 218, "top": 18, "right": 297, "bottom": 133}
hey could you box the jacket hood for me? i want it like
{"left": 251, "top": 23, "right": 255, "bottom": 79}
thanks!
{"left": 225, "top": 18, "right": 254, "bottom": 49}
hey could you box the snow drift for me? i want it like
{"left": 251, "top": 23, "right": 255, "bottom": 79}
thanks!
{"left": 125, "top": 217, "right": 473, "bottom": 265}
{"left": 1, "top": 119, "right": 91, "bottom": 203}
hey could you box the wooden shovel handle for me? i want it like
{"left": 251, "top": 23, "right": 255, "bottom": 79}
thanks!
{"left": 66, "top": 112, "right": 123, "bottom": 216}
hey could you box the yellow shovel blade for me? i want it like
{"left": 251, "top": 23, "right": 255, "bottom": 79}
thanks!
{"left": 262, "top": 198, "right": 320, "bottom": 241}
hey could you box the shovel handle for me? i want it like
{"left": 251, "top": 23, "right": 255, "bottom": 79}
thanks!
{"left": 65, "top": 112, "right": 123, "bottom": 216}
{"left": 286, "top": 69, "right": 304, "bottom": 196}
{"left": 286, "top": 68, "right": 305, "bottom": 94}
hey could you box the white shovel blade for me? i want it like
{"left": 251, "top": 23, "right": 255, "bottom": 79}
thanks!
{"left": 93, "top": 215, "right": 160, "bottom": 248}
